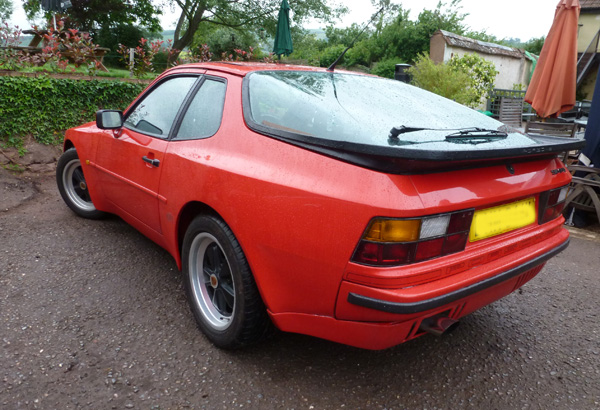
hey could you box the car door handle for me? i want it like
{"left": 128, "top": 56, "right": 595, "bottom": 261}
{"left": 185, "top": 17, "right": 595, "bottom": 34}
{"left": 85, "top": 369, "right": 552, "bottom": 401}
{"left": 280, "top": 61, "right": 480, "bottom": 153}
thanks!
{"left": 142, "top": 156, "right": 160, "bottom": 167}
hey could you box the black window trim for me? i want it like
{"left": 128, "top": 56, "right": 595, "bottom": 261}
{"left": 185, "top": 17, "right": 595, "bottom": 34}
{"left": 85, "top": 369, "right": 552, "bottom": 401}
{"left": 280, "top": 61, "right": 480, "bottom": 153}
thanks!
{"left": 169, "top": 74, "right": 228, "bottom": 142}
{"left": 123, "top": 74, "right": 202, "bottom": 140}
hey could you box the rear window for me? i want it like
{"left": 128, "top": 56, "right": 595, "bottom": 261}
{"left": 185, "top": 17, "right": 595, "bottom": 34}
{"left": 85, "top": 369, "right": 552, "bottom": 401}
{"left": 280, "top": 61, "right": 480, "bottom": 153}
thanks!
{"left": 244, "top": 71, "right": 537, "bottom": 152}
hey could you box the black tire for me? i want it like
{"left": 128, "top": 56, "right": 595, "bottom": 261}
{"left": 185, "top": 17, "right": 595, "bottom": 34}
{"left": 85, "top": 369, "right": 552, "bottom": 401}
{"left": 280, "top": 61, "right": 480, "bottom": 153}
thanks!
{"left": 56, "top": 148, "right": 105, "bottom": 219}
{"left": 182, "top": 215, "right": 271, "bottom": 349}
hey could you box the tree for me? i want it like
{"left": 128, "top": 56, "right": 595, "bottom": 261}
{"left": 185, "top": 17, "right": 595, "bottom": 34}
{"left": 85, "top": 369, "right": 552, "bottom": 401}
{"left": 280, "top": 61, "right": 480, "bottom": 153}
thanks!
{"left": 95, "top": 23, "right": 154, "bottom": 68}
{"left": 165, "top": 0, "right": 346, "bottom": 62}
{"left": 286, "top": 27, "right": 327, "bottom": 65}
{"left": 0, "top": 0, "right": 12, "bottom": 21}
{"left": 324, "top": 23, "right": 364, "bottom": 47}
{"left": 196, "top": 26, "right": 261, "bottom": 59}
{"left": 22, "top": 0, "right": 161, "bottom": 32}
{"left": 465, "top": 30, "right": 502, "bottom": 44}
{"left": 369, "top": 0, "right": 468, "bottom": 64}
{"left": 523, "top": 36, "right": 545, "bottom": 55}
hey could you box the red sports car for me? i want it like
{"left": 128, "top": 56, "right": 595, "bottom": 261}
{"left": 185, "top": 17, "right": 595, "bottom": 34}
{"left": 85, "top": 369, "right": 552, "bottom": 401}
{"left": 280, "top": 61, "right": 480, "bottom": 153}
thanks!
{"left": 56, "top": 63, "right": 583, "bottom": 350}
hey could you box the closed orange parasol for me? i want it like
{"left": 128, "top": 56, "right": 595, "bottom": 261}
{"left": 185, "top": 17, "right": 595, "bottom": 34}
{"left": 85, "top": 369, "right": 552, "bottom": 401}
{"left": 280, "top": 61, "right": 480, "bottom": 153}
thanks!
{"left": 525, "top": 0, "right": 581, "bottom": 118}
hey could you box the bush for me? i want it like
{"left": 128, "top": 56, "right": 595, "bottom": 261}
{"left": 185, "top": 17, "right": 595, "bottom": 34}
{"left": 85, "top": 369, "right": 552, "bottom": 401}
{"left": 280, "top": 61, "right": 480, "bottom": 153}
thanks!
{"left": 408, "top": 53, "right": 498, "bottom": 108}
{"left": 408, "top": 54, "right": 476, "bottom": 106}
{"left": 0, "top": 75, "right": 144, "bottom": 147}
{"left": 447, "top": 53, "right": 498, "bottom": 106}
{"left": 371, "top": 58, "right": 405, "bottom": 79}
{"left": 1, "top": 22, "right": 104, "bottom": 75}
{"left": 152, "top": 51, "right": 169, "bottom": 73}
{"left": 319, "top": 44, "right": 346, "bottom": 68}
{"left": 344, "top": 40, "right": 372, "bottom": 67}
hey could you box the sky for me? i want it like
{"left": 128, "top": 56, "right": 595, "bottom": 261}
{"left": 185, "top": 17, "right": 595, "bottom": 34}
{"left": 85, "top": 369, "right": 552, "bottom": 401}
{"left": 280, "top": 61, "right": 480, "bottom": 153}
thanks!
{"left": 7, "top": 0, "right": 558, "bottom": 42}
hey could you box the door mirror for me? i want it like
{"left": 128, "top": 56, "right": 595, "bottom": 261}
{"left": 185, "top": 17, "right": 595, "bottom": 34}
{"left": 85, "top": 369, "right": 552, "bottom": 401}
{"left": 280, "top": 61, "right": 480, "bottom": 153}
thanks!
{"left": 96, "top": 110, "right": 123, "bottom": 130}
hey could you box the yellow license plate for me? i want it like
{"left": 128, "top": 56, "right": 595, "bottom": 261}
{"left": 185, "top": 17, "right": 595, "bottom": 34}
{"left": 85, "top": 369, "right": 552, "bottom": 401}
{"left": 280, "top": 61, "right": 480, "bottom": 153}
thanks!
{"left": 469, "top": 197, "right": 536, "bottom": 242}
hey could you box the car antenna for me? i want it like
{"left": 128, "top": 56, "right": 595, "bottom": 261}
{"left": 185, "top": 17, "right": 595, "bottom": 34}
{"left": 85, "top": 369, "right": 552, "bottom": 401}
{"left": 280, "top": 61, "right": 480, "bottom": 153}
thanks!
{"left": 327, "top": 7, "right": 384, "bottom": 72}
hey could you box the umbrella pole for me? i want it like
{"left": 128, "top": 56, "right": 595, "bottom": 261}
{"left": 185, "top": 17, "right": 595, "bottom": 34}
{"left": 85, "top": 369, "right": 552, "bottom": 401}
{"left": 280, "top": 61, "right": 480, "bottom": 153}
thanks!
{"left": 53, "top": 14, "right": 57, "bottom": 31}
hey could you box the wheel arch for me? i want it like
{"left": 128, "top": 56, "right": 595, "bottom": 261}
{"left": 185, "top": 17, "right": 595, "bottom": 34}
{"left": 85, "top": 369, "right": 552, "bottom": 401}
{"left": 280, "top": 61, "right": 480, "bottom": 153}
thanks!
{"left": 63, "top": 139, "right": 75, "bottom": 152}
{"left": 176, "top": 201, "right": 223, "bottom": 268}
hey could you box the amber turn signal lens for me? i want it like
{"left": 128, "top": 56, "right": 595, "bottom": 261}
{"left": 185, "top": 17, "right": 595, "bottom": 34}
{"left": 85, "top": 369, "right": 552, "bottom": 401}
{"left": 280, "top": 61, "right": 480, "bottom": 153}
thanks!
{"left": 363, "top": 219, "right": 421, "bottom": 242}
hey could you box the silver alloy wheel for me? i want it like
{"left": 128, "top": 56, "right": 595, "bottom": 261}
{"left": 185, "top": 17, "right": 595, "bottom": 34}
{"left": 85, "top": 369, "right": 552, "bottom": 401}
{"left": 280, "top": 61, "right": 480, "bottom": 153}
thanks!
{"left": 62, "top": 158, "right": 96, "bottom": 213}
{"left": 189, "top": 232, "right": 236, "bottom": 330}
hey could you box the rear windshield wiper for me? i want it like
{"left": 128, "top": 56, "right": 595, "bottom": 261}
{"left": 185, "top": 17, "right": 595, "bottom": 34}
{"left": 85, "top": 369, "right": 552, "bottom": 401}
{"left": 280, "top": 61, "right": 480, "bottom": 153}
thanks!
{"left": 388, "top": 126, "right": 508, "bottom": 146}
{"left": 389, "top": 126, "right": 433, "bottom": 138}
{"left": 445, "top": 128, "right": 508, "bottom": 145}
{"left": 389, "top": 126, "right": 507, "bottom": 138}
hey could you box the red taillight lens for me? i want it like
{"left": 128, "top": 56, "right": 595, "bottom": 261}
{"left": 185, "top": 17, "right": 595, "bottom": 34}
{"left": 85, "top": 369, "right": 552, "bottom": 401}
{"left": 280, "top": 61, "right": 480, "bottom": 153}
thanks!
{"left": 354, "top": 242, "right": 380, "bottom": 264}
{"left": 352, "top": 210, "right": 474, "bottom": 267}
{"left": 538, "top": 186, "right": 568, "bottom": 224}
{"left": 414, "top": 237, "right": 444, "bottom": 262}
{"left": 353, "top": 242, "right": 415, "bottom": 266}
{"left": 382, "top": 243, "right": 415, "bottom": 265}
{"left": 448, "top": 211, "right": 474, "bottom": 234}
{"left": 442, "top": 232, "right": 469, "bottom": 255}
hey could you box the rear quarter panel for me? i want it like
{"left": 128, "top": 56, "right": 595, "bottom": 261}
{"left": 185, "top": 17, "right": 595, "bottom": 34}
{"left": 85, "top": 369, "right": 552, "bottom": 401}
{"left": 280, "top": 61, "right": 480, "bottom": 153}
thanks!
{"left": 157, "top": 75, "right": 425, "bottom": 316}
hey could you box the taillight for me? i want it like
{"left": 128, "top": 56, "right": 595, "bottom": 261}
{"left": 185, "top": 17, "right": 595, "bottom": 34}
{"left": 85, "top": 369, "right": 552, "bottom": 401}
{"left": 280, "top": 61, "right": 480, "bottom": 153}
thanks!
{"left": 352, "top": 210, "right": 474, "bottom": 266}
{"left": 538, "top": 185, "right": 569, "bottom": 224}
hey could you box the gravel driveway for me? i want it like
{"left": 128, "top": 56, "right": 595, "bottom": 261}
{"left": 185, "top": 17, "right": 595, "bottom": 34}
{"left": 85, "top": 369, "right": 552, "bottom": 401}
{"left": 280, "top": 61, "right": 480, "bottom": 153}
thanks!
{"left": 1, "top": 170, "right": 599, "bottom": 409}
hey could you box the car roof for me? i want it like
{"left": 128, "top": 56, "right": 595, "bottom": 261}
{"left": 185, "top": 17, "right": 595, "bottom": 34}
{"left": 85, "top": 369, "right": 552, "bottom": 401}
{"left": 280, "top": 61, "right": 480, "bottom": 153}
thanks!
{"left": 163, "top": 62, "right": 359, "bottom": 77}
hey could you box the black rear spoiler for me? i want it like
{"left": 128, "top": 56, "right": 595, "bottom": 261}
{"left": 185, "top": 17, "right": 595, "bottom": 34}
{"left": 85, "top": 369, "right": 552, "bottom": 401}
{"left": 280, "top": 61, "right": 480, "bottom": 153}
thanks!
{"left": 249, "top": 123, "right": 586, "bottom": 174}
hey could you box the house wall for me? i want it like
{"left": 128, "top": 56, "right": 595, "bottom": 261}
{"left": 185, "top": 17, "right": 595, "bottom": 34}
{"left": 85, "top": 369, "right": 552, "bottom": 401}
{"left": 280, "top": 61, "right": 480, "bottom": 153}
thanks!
{"left": 438, "top": 45, "right": 533, "bottom": 90}
{"left": 578, "top": 13, "right": 600, "bottom": 53}
{"left": 430, "top": 32, "right": 447, "bottom": 63}
{"left": 430, "top": 33, "right": 532, "bottom": 91}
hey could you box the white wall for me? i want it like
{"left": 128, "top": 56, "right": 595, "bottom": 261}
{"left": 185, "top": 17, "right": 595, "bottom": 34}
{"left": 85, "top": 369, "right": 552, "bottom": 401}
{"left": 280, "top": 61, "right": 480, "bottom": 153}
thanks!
{"left": 443, "top": 46, "right": 532, "bottom": 90}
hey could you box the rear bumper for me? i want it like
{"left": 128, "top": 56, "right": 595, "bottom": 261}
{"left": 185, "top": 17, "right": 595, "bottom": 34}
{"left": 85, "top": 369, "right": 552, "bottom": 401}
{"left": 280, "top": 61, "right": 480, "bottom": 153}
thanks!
{"left": 347, "top": 238, "right": 568, "bottom": 315}
{"left": 269, "top": 224, "right": 569, "bottom": 350}
{"left": 270, "top": 262, "right": 549, "bottom": 350}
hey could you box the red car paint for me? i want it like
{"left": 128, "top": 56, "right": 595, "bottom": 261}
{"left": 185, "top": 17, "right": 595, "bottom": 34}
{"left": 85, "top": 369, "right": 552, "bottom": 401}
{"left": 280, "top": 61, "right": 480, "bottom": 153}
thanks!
{"left": 60, "top": 63, "right": 575, "bottom": 349}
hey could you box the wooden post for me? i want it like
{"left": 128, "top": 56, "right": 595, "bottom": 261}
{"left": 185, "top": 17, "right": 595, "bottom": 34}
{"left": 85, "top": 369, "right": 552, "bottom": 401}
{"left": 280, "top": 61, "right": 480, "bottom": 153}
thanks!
{"left": 129, "top": 48, "right": 135, "bottom": 78}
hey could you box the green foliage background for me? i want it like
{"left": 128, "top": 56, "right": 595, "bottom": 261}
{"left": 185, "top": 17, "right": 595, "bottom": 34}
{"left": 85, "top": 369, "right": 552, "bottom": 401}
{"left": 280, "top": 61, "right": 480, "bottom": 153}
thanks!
{"left": 0, "top": 0, "right": 12, "bottom": 21}
{"left": 0, "top": 0, "right": 545, "bottom": 149}
{"left": 0, "top": 75, "right": 144, "bottom": 147}
{"left": 371, "top": 58, "right": 406, "bottom": 79}
{"left": 409, "top": 53, "right": 499, "bottom": 108}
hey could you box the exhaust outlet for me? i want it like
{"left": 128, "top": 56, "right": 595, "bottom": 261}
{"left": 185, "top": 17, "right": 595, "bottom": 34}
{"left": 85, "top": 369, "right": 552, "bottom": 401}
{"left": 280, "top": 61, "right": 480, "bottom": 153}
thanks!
{"left": 419, "top": 317, "right": 460, "bottom": 336}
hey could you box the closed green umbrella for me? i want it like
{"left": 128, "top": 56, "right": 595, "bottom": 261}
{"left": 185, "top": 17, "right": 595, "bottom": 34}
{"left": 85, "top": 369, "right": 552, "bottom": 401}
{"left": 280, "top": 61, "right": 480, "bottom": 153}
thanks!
{"left": 41, "top": 0, "right": 72, "bottom": 30}
{"left": 41, "top": 0, "right": 72, "bottom": 12}
{"left": 273, "top": 0, "right": 293, "bottom": 57}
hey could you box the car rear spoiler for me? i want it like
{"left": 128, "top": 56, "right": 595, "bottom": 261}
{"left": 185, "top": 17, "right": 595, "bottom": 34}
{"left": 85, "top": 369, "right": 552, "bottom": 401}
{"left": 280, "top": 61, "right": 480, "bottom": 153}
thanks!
{"left": 251, "top": 125, "right": 586, "bottom": 174}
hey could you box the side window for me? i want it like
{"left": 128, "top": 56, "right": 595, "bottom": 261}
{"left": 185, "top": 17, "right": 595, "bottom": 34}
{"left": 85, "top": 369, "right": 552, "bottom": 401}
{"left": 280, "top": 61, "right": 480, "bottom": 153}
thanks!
{"left": 124, "top": 76, "right": 197, "bottom": 138}
{"left": 175, "top": 78, "right": 227, "bottom": 141}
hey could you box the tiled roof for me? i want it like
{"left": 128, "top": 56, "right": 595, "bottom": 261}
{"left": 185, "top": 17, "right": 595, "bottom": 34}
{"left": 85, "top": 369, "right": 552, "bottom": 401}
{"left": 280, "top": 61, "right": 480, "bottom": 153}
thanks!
{"left": 436, "top": 30, "right": 526, "bottom": 59}
{"left": 581, "top": 0, "right": 600, "bottom": 8}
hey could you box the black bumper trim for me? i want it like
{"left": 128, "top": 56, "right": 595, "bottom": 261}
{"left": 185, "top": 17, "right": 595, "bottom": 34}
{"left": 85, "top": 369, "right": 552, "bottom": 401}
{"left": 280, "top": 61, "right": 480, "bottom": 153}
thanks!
{"left": 347, "top": 238, "right": 570, "bottom": 315}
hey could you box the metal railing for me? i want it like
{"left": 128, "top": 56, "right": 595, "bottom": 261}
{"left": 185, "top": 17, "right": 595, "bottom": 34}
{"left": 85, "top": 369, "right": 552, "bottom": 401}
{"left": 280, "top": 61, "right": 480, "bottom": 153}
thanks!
{"left": 577, "top": 27, "right": 600, "bottom": 86}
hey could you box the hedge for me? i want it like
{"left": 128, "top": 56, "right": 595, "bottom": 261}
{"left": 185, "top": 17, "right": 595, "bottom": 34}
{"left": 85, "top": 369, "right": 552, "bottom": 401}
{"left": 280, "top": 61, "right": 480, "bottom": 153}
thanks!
{"left": 0, "top": 75, "right": 146, "bottom": 147}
